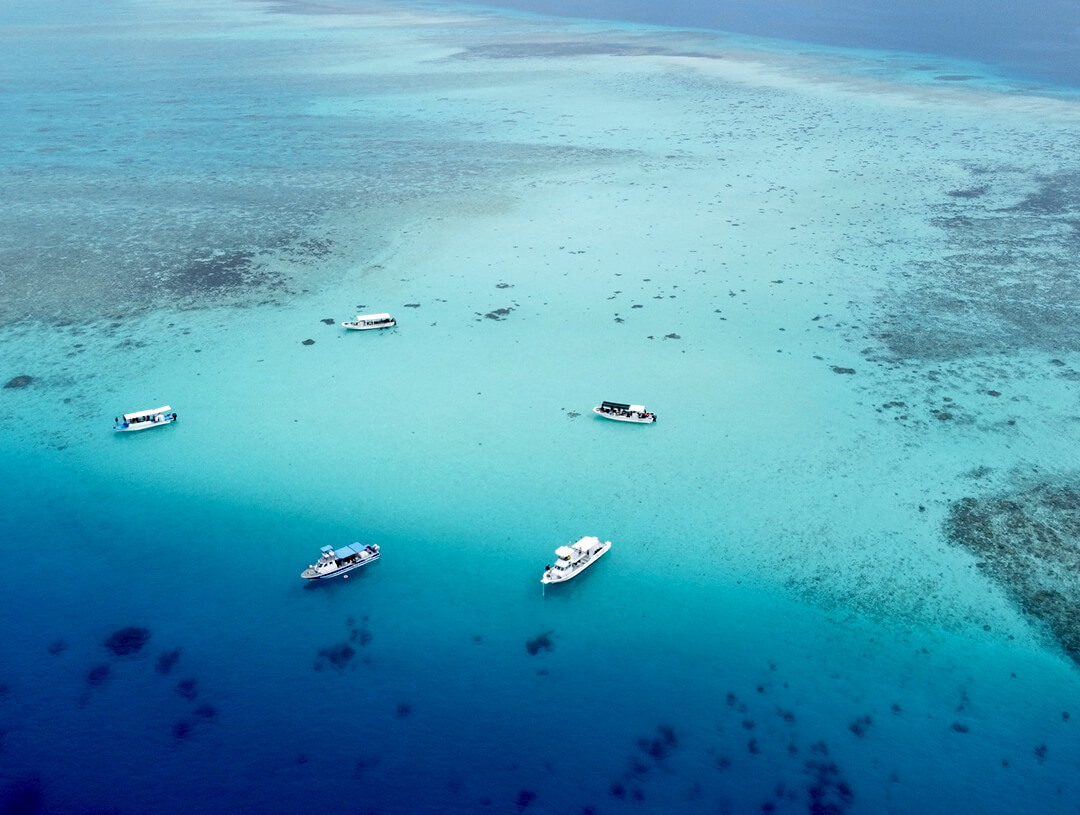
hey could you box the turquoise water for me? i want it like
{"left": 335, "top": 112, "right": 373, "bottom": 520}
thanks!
{"left": 3, "top": 1, "right": 1080, "bottom": 812}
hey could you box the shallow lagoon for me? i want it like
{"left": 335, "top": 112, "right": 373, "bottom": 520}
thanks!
{"left": 2, "top": 1, "right": 1080, "bottom": 812}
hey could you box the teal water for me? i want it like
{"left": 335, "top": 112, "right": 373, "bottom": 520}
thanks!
{"left": 3, "top": 1, "right": 1080, "bottom": 812}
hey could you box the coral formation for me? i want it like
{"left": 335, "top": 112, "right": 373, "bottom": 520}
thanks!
{"left": 525, "top": 631, "right": 554, "bottom": 655}
{"left": 155, "top": 649, "right": 182, "bottom": 675}
{"left": 103, "top": 627, "right": 151, "bottom": 657}
{"left": 175, "top": 678, "right": 198, "bottom": 701}
{"left": 86, "top": 665, "right": 111, "bottom": 686}
{"left": 946, "top": 482, "right": 1080, "bottom": 664}
{"left": 315, "top": 642, "right": 356, "bottom": 671}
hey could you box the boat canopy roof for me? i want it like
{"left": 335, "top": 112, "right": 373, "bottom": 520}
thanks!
{"left": 601, "top": 401, "right": 630, "bottom": 411}
{"left": 628, "top": 405, "right": 646, "bottom": 413}
{"left": 356, "top": 313, "right": 392, "bottom": 322}
{"left": 554, "top": 545, "right": 577, "bottom": 559}
{"left": 122, "top": 406, "right": 171, "bottom": 421}
{"left": 334, "top": 544, "right": 361, "bottom": 558}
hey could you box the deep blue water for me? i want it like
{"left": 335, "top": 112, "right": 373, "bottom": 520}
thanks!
{"left": 468, "top": 0, "right": 1080, "bottom": 86}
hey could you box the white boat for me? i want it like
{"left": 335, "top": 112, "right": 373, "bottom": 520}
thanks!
{"left": 593, "top": 401, "right": 656, "bottom": 423}
{"left": 113, "top": 406, "right": 177, "bottom": 432}
{"left": 302, "top": 542, "right": 381, "bottom": 580}
{"left": 342, "top": 313, "right": 396, "bottom": 330}
{"left": 541, "top": 536, "right": 611, "bottom": 584}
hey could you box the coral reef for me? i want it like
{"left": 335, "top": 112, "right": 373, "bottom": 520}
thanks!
{"left": 946, "top": 481, "right": 1080, "bottom": 664}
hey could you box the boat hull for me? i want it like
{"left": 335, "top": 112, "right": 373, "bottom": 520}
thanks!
{"left": 541, "top": 541, "right": 611, "bottom": 584}
{"left": 592, "top": 407, "right": 655, "bottom": 423}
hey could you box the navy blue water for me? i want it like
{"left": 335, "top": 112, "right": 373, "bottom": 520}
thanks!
{"left": 473, "top": 0, "right": 1080, "bottom": 86}
{"left": 3, "top": 1, "right": 1080, "bottom": 813}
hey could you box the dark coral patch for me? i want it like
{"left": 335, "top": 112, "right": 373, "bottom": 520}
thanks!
{"left": 175, "top": 678, "right": 198, "bottom": 701}
{"left": 525, "top": 631, "right": 554, "bottom": 655}
{"left": 86, "top": 664, "right": 111, "bottom": 686}
{"left": 193, "top": 704, "right": 219, "bottom": 720}
{"left": 3, "top": 375, "right": 32, "bottom": 389}
{"left": 172, "top": 720, "right": 193, "bottom": 740}
{"left": 47, "top": 640, "right": 67, "bottom": 655}
{"left": 849, "top": 715, "right": 872, "bottom": 737}
{"left": 515, "top": 789, "right": 536, "bottom": 811}
{"left": 396, "top": 702, "right": 412, "bottom": 719}
{"left": 831, "top": 366, "right": 856, "bottom": 375}
{"left": 638, "top": 724, "right": 678, "bottom": 762}
{"left": 301, "top": 338, "right": 315, "bottom": 345}
{"left": 155, "top": 648, "right": 182, "bottom": 675}
{"left": 316, "top": 642, "right": 356, "bottom": 671}
{"left": 104, "top": 626, "right": 151, "bottom": 657}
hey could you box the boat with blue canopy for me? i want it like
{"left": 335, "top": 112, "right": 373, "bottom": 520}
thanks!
{"left": 302, "top": 542, "right": 381, "bottom": 580}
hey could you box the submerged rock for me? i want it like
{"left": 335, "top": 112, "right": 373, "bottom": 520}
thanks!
{"left": 3, "top": 375, "right": 32, "bottom": 389}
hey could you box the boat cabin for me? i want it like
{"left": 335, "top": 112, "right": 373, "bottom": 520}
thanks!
{"left": 595, "top": 401, "right": 654, "bottom": 421}
{"left": 114, "top": 406, "right": 177, "bottom": 431}
{"left": 343, "top": 313, "right": 396, "bottom": 329}
{"left": 554, "top": 544, "right": 584, "bottom": 564}
{"left": 125, "top": 406, "right": 172, "bottom": 423}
